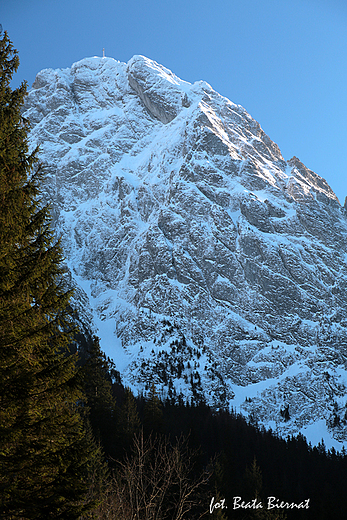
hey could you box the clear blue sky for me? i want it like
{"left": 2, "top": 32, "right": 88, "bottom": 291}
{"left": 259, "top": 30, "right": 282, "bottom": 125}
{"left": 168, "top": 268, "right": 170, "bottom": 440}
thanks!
{"left": 2, "top": 0, "right": 347, "bottom": 204}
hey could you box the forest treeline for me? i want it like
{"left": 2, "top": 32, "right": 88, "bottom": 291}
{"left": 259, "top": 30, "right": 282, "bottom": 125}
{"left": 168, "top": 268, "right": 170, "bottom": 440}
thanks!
{"left": 79, "top": 335, "right": 347, "bottom": 520}
{"left": 1, "top": 28, "right": 347, "bottom": 519}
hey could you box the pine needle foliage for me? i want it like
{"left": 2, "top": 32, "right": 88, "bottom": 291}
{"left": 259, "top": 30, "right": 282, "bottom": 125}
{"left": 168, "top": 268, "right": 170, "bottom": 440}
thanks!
{"left": 0, "top": 30, "right": 100, "bottom": 519}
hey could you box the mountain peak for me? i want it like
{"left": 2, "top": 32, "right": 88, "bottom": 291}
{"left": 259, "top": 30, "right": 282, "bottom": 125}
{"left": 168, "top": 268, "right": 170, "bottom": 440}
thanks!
{"left": 127, "top": 54, "right": 193, "bottom": 124}
{"left": 23, "top": 55, "right": 347, "bottom": 450}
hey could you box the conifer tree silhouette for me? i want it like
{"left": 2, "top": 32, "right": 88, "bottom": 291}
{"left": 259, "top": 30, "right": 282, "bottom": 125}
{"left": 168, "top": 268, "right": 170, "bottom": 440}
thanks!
{"left": 0, "top": 30, "right": 103, "bottom": 519}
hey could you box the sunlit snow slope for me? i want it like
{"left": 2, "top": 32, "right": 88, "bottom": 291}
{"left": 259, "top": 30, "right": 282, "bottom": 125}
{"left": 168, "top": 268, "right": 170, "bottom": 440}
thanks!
{"left": 23, "top": 55, "right": 347, "bottom": 449}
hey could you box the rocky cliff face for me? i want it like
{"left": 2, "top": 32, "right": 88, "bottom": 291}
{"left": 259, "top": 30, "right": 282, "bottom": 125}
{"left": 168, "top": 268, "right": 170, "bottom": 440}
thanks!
{"left": 23, "top": 55, "right": 347, "bottom": 447}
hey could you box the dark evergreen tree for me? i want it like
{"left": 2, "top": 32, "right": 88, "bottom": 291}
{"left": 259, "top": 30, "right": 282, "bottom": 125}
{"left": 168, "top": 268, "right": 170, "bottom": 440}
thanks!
{"left": 209, "top": 455, "right": 228, "bottom": 519}
{"left": 242, "top": 458, "right": 287, "bottom": 519}
{"left": 143, "top": 382, "right": 163, "bottom": 434}
{"left": 117, "top": 387, "right": 141, "bottom": 453}
{"left": 0, "top": 30, "right": 103, "bottom": 519}
{"left": 81, "top": 335, "right": 117, "bottom": 458}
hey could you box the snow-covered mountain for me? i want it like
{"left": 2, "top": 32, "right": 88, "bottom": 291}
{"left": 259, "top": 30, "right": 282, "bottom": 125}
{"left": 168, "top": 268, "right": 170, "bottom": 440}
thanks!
{"left": 23, "top": 55, "right": 347, "bottom": 449}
